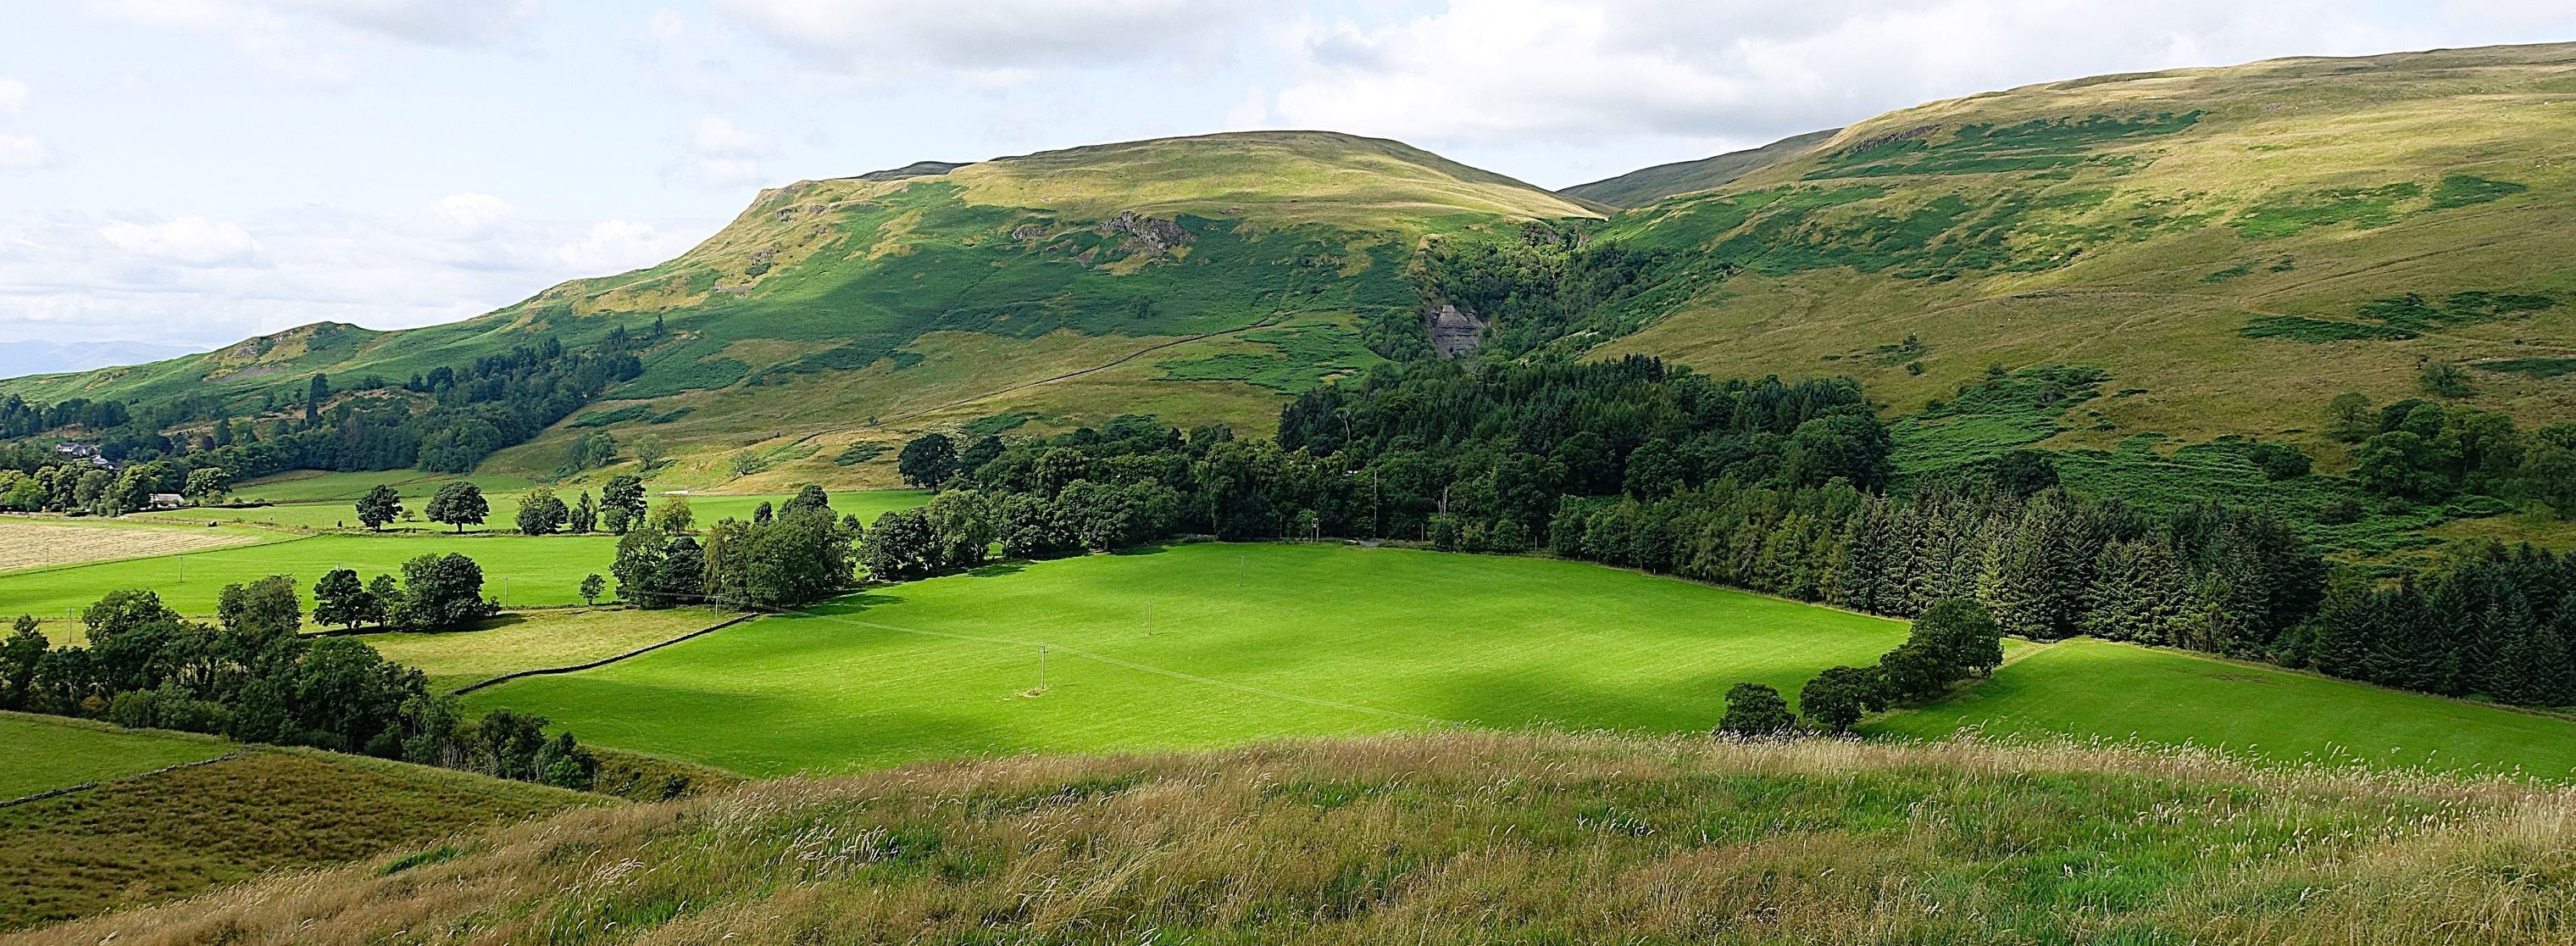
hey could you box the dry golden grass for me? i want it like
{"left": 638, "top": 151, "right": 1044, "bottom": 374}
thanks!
{"left": 15, "top": 731, "right": 2573, "bottom": 945}
{"left": 0, "top": 519, "right": 263, "bottom": 574}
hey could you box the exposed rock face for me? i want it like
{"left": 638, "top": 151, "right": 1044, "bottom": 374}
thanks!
{"left": 1097, "top": 210, "right": 1194, "bottom": 257}
{"left": 1427, "top": 304, "right": 1487, "bottom": 357}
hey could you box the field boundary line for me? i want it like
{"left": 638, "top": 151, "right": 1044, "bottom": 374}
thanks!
{"left": 0, "top": 750, "right": 250, "bottom": 810}
{"left": 450, "top": 611, "right": 760, "bottom": 695}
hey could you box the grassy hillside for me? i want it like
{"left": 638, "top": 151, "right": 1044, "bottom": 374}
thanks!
{"left": 1561, "top": 128, "right": 1840, "bottom": 207}
{"left": 0, "top": 723, "right": 595, "bottom": 932}
{"left": 17, "top": 732, "right": 2574, "bottom": 944}
{"left": 3, "top": 132, "right": 1595, "bottom": 489}
{"left": 1591, "top": 42, "right": 2576, "bottom": 463}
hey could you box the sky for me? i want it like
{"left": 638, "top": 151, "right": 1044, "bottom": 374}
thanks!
{"left": 2, "top": 1, "right": 2572, "bottom": 357}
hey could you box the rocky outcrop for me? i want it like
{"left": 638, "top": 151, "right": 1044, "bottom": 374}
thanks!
{"left": 1097, "top": 211, "right": 1194, "bottom": 257}
{"left": 1427, "top": 304, "right": 1487, "bottom": 357}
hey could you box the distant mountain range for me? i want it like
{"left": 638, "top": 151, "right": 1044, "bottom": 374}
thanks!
{"left": 0, "top": 339, "right": 199, "bottom": 381}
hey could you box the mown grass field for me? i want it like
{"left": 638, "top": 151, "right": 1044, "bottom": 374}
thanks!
{"left": 3, "top": 492, "right": 926, "bottom": 619}
{"left": 0, "top": 518, "right": 273, "bottom": 573}
{"left": 0, "top": 713, "right": 231, "bottom": 800}
{"left": 0, "top": 742, "right": 593, "bottom": 932}
{"left": 357, "top": 607, "right": 732, "bottom": 693}
{"left": 0, "top": 532, "right": 622, "bottom": 617}
{"left": 26, "top": 732, "right": 2576, "bottom": 945}
{"left": 1870, "top": 637, "right": 2576, "bottom": 779}
{"left": 136, "top": 487, "right": 929, "bottom": 532}
{"left": 468, "top": 543, "right": 1917, "bottom": 776}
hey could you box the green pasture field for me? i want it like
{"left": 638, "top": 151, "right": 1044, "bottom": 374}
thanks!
{"left": 467, "top": 543, "right": 1919, "bottom": 776}
{"left": 135, "top": 487, "right": 930, "bottom": 532}
{"left": 355, "top": 607, "right": 732, "bottom": 693}
{"left": 1869, "top": 637, "right": 2576, "bottom": 779}
{"left": 0, "top": 713, "right": 231, "bottom": 799}
{"left": 0, "top": 532, "right": 623, "bottom": 618}
{"left": 225, "top": 469, "right": 536, "bottom": 504}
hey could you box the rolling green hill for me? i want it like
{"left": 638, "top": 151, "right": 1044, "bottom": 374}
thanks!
{"left": 1586, "top": 42, "right": 2576, "bottom": 460}
{"left": 10, "top": 45, "right": 2576, "bottom": 498}
{"left": 1560, "top": 128, "right": 1840, "bottom": 207}
{"left": 3, "top": 131, "right": 1597, "bottom": 490}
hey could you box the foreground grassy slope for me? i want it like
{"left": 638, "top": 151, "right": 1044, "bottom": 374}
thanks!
{"left": 18, "top": 732, "right": 2573, "bottom": 945}
{"left": 1596, "top": 42, "right": 2576, "bottom": 454}
{"left": 3, "top": 132, "right": 1594, "bottom": 488}
{"left": 467, "top": 543, "right": 1915, "bottom": 775}
{"left": 0, "top": 734, "right": 593, "bottom": 932}
{"left": 1873, "top": 638, "right": 2576, "bottom": 779}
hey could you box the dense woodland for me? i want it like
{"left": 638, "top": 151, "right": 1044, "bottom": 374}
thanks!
{"left": 886, "top": 357, "right": 2576, "bottom": 709}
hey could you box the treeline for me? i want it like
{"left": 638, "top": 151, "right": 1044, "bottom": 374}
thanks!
{"left": 612, "top": 485, "right": 861, "bottom": 610}
{"left": 2312, "top": 544, "right": 2576, "bottom": 705}
{"left": 893, "top": 358, "right": 2576, "bottom": 710}
{"left": 2332, "top": 392, "right": 2576, "bottom": 516}
{"left": 0, "top": 327, "right": 656, "bottom": 486}
{"left": 0, "top": 571, "right": 593, "bottom": 791}
{"left": 1718, "top": 599, "right": 2005, "bottom": 737}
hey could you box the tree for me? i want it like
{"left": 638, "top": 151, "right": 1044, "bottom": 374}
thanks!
{"left": 858, "top": 509, "right": 938, "bottom": 582}
{"left": 1716, "top": 682, "right": 1796, "bottom": 737}
{"left": 560, "top": 430, "right": 618, "bottom": 473}
{"left": 365, "top": 574, "right": 402, "bottom": 627}
{"left": 1989, "top": 450, "right": 2058, "bottom": 498}
{"left": 1798, "top": 665, "right": 1888, "bottom": 733}
{"left": 2421, "top": 359, "right": 2473, "bottom": 398}
{"left": 0, "top": 615, "right": 47, "bottom": 710}
{"left": 514, "top": 487, "right": 569, "bottom": 536}
{"left": 782, "top": 483, "right": 831, "bottom": 517}
{"left": 425, "top": 481, "right": 488, "bottom": 533}
{"left": 601, "top": 475, "right": 647, "bottom": 534}
{"left": 216, "top": 575, "right": 303, "bottom": 638}
{"left": 632, "top": 434, "right": 666, "bottom": 470}
{"left": 569, "top": 492, "right": 597, "bottom": 533}
{"left": 2327, "top": 392, "right": 2375, "bottom": 442}
{"left": 580, "top": 573, "right": 606, "bottom": 606}
{"left": 395, "top": 553, "right": 490, "bottom": 631}
{"left": 2247, "top": 442, "right": 2312, "bottom": 481}
{"left": 1915, "top": 598, "right": 2005, "bottom": 677}
{"left": 1876, "top": 640, "right": 1956, "bottom": 702}
{"left": 648, "top": 495, "right": 693, "bottom": 534}
{"left": 312, "top": 568, "right": 375, "bottom": 632}
{"left": 897, "top": 433, "right": 961, "bottom": 489}
{"left": 924, "top": 490, "right": 997, "bottom": 570}
{"left": 182, "top": 466, "right": 230, "bottom": 504}
{"left": 355, "top": 484, "right": 403, "bottom": 531}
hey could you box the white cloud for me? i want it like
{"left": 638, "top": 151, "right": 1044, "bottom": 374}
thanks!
{"left": 691, "top": 115, "right": 773, "bottom": 157}
{"left": 268, "top": 0, "right": 535, "bottom": 47}
{"left": 430, "top": 192, "right": 517, "bottom": 232}
{"left": 0, "top": 134, "right": 54, "bottom": 170}
{"left": 98, "top": 216, "right": 264, "bottom": 267}
{"left": 1260, "top": 0, "right": 2438, "bottom": 147}
{"left": 711, "top": 0, "right": 1250, "bottom": 81}
{"left": 0, "top": 78, "right": 27, "bottom": 114}
{"left": 553, "top": 220, "right": 691, "bottom": 271}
